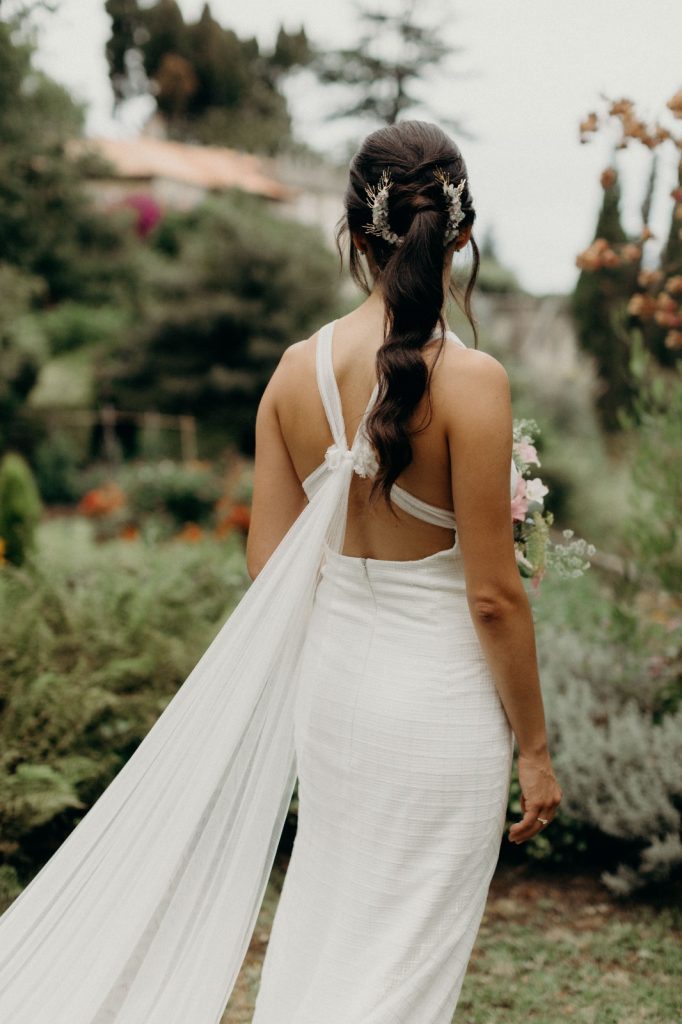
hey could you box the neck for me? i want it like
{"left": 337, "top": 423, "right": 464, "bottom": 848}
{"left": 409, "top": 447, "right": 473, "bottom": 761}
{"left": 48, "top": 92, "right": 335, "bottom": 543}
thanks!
{"left": 361, "top": 285, "right": 451, "bottom": 335}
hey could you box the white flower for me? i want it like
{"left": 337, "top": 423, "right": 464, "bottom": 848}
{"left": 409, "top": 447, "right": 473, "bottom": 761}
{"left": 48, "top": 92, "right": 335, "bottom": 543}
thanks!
{"left": 525, "top": 477, "right": 549, "bottom": 505}
{"left": 352, "top": 433, "right": 380, "bottom": 478}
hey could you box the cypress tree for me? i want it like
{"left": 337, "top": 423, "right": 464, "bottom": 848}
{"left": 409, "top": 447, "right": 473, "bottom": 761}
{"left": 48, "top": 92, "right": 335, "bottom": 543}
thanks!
{"left": 571, "top": 164, "right": 641, "bottom": 432}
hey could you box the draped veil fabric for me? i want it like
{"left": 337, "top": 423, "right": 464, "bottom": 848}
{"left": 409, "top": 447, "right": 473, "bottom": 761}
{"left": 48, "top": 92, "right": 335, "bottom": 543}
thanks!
{"left": 0, "top": 436, "right": 359, "bottom": 1024}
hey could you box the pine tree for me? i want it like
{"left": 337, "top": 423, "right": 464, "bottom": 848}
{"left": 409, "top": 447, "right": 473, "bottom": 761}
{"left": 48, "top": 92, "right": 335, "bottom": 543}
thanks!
{"left": 313, "top": 0, "right": 471, "bottom": 135}
{"left": 571, "top": 165, "right": 641, "bottom": 432}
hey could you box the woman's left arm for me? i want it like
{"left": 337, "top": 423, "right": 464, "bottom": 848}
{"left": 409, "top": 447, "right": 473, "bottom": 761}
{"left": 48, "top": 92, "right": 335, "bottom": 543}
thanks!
{"left": 245, "top": 350, "right": 307, "bottom": 579}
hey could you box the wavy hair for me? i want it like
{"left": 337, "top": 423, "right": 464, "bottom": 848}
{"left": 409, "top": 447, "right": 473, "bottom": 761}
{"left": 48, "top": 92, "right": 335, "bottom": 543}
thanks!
{"left": 335, "top": 120, "right": 480, "bottom": 507}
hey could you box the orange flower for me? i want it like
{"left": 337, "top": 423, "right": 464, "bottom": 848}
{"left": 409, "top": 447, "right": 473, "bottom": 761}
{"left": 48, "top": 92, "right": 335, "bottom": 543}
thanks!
{"left": 666, "top": 89, "right": 682, "bottom": 119}
{"left": 174, "top": 522, "right": 203, "bottom": 542}
{"left": 621, "top": 243, "right": 641, "bottom": 262}
{"left": 627, "top": 293, "right": 657, "bottom": 318}
{"left": 579, "top": 112, "right": 598, "bottom": 135}
{"left": 215, "top": 503, "right": 251, "bottom": 538}
{"left": 656, "top": 291, "right": 678, "bottom": 313}
{"left": 637, "top": 268, "right": 663, "bottom": 288}
{"left": 120, "top": 524, "right": 140, "bottom": 541}
{"left": 78, "top": 483, "right": 126, "bottom": 518}
{"left": 600, "top": 167, "right": 617, "bottom": 190}
{"left": 229, "top": 504, "right": 251, "bottom": 532}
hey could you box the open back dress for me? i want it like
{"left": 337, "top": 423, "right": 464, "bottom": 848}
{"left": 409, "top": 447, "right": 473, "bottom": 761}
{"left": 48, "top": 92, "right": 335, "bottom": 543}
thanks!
{"left": 251, "top": 320, "right": 517, "bottom": 1023}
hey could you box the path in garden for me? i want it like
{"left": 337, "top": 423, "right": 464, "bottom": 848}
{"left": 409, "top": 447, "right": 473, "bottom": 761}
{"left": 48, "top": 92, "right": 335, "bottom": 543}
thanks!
{"left": 223, "top": 857, "right": 681, "bottom": 1024}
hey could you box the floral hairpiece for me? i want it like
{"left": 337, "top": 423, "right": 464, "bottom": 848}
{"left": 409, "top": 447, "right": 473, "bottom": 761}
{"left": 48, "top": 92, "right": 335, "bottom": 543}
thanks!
{"left": 364, "top": 169, "right": 404, "bottom": 246}
{"left": 363, "top": 166, "right": 468, "bottom": 248}
{"left": 434, "top": 166, "right": 467, "bottom": 246}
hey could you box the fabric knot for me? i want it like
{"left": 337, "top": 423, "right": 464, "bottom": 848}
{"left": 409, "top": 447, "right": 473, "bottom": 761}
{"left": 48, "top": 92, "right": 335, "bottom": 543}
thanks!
{"left": 324, "top": 443, "right": 355, "bottom": 472}
{"left": 324, "top": 437, "right": 379, "bottom": 479}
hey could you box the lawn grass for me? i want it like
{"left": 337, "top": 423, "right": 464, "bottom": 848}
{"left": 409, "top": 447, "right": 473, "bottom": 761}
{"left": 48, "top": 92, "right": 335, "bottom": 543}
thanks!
{"left": 223, "top": 861, "right": 681, "bottom": 1023}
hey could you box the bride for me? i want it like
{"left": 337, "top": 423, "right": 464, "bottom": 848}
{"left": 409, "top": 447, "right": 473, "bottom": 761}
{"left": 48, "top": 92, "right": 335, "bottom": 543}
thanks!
{"left": 0, "top": 120, "right": 561, "bottom": 1023}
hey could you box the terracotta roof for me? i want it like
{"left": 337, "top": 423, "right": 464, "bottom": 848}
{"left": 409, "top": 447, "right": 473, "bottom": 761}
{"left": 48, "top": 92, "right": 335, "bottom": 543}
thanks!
{"left": 68, "top": 136, "right": 295, "bottom": 201}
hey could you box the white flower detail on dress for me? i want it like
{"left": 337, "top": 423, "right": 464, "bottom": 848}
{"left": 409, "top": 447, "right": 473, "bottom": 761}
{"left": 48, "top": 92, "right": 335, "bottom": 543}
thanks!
{"left": 351, "top": 430, "right": 380, "bottom": 479}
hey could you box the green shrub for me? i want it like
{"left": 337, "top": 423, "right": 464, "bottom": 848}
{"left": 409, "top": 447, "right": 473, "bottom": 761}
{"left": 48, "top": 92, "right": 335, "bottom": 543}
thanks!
{"left": 0, "top": 452, "right": 42, "bottom": 565}
{"left": 514, "top": 570, "right": 682, "bottom": 895}
{"left": 0, "top": 519, "right": 248, "bottom": 891}
{"left": 120, "top": 460, "right": 223, "bottom": 526}
{"left": 621, "top": 356, "right": 682, "bottom": 593}
{"left": 33, "top": 431, "right": 82, "bottom": 504}
{"left": 39, "top": 302, "right": 128, "bottom": 356}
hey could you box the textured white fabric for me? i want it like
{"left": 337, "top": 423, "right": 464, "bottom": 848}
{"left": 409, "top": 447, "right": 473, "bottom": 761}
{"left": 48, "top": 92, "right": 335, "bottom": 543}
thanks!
{"left": 0, "top": 319, "right": 516, "bottom": 1023}
{"left": 252, "top": 543, "right": 514, "bottom": 1024}
{"left": 252, "top": 321, "right": 516, "bottom": 1023}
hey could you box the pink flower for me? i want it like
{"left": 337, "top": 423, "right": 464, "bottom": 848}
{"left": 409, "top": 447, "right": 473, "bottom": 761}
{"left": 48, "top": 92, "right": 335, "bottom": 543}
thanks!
{"left": 517, "top": 437, "right": 540, "bottom": 466}
{"left": 510, "top": 474, "right": 528, "bottom": 522}
{"left": 530, "top": 570, "right": 545, "bottom": 593}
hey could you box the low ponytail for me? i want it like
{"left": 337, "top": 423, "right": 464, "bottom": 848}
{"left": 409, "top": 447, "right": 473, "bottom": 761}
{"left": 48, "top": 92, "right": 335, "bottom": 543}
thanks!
{"left": 336, "top": 120, "right": 480, "bottom": 507}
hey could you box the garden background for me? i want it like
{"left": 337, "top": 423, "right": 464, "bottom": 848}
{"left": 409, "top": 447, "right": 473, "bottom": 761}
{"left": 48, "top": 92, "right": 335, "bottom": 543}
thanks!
{"left": 0, "top": 2, "right": 680, "bottom": 1021}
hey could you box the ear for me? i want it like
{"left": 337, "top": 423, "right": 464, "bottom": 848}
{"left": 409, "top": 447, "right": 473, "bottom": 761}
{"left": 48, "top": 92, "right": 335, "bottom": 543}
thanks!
{"left": 351, "top": 230, "right": 368, "bottom": 254}
{"left": 454, "top": 224, "right": 473, "bottom": 251}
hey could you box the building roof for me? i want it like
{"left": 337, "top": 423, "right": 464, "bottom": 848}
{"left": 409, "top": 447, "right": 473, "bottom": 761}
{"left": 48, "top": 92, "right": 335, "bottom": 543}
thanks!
{"left": 68, "top": 135, "right": 295, "bottom": 201}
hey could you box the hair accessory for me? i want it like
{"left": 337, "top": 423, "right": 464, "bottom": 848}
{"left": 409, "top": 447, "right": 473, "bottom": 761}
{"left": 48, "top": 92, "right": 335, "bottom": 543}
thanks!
{"left": 434, "top": 166, "right": 467, "bottom": 246}
{"left": 364, "top": 168, "right": 404, "bottom": 246}
{"left": 363, "top": 167, "right": 468, "bottom": 248}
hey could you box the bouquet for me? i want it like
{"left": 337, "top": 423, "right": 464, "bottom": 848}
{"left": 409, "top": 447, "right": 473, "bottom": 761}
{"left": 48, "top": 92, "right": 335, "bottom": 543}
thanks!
{"left": 511, "top": 418, "right": 596, "bottom": 593}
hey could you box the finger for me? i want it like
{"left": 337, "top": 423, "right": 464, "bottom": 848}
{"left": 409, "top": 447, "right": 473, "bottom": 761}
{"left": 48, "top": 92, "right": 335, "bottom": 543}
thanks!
{"left": 520, "top": 808, "right": 556, "bottom": 843}
{"left": 508, "top": 806, "right": 540, "bottom": 843}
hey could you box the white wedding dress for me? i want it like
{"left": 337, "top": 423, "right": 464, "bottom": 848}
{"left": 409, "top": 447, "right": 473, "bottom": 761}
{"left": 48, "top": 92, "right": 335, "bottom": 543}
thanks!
{"left": 252, "top": 321, "right": 516, "bottom": 1023}
{"left": 0, "top": 318, "right": 517, "bottom": 1024}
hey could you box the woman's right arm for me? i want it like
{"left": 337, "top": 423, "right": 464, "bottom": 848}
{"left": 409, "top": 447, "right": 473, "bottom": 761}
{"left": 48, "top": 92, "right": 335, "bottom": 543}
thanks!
{"left": 443, "top": 349, "right": 562, "bottom": 844}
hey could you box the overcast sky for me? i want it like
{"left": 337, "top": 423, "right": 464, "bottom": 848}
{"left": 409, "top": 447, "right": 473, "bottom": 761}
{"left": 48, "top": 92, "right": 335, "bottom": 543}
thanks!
{"left": 32, "top": 0, "right": 682, "bottom": 296}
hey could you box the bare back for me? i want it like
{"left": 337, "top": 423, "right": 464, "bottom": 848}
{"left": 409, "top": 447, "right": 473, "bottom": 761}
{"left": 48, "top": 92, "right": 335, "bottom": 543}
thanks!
{"left": 277, "top": 312, "right": 479, "bottom": 561}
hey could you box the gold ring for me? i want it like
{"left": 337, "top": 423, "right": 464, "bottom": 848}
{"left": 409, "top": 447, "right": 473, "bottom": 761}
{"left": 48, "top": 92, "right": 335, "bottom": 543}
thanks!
{"left": 537, "top": 817, "right": 549, "bottom": 826}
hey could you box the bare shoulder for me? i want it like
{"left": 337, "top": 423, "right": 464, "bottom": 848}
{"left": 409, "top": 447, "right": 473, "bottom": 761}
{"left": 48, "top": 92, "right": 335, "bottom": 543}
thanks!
{"left": 432, "top": 340, "right": 511, "bottom": 421}
{"left": 263, "top": 333, "right": 316, "bottom": 405}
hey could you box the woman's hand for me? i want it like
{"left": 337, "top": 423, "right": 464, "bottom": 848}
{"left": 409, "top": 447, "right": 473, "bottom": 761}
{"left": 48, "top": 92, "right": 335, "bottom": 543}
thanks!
{"left": 508, "top": 750, "right": 562, "bottom": 844}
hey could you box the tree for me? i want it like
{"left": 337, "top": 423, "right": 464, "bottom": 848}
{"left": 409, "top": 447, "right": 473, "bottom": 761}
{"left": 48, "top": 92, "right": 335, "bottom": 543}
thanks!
{"left": 0, "top": 265, "right": 47, "bottom": 450}
{"left": 312, "top": 0, "right": 472, "bottom": 137}
{"left": 574, "top": 92, "right": 682, "bottom": 432}
{"left": 96, "top": 193, "right": 340, "bottom": 453}
{"left": 0, "top": 12, "right": 138, "bottom": 305}
{"left": 104, "top": 1, "right": 312, "bottom": 153}
{"left": 571, "top": 164, "right": 641, "bottom": 432}
{"left": 477, "top": 227, "right": 521, "bottom": 295}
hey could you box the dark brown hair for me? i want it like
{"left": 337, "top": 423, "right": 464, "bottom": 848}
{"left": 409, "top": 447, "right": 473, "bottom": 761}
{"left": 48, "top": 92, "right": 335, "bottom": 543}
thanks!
{"left": 336, "top": 120, "right": 480, "bottom": 506}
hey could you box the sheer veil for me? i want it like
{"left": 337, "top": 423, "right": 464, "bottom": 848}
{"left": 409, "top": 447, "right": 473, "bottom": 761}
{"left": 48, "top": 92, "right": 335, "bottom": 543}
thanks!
{"left": 0, "top": 416, "right": 358, "bottom": 1023}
